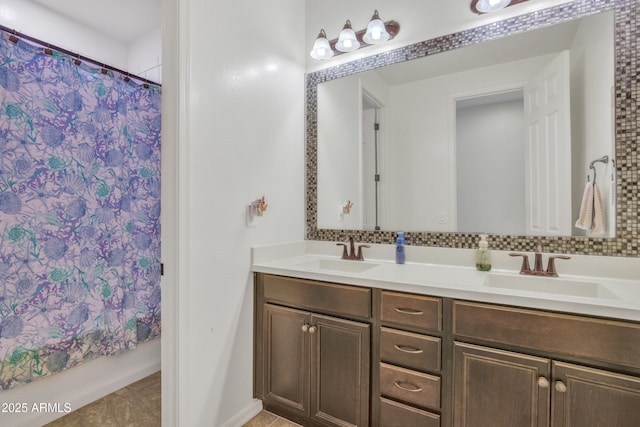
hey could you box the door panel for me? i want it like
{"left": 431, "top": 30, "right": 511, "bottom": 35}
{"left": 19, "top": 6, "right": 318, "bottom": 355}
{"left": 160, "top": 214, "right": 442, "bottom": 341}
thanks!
{"left": 311, "top": 314, "right": 371, "bottom": 427}
{"left": 552, "top": 361, "right": 640, "bottom": 427}
{"left": 453, "top": 342, "right": 550, "bottom": 427}
{"left": 263, "top": 304, "right": 310, "bottom": 416}
{"left": 524, "top": 50, "right": 571, "bottom": 235}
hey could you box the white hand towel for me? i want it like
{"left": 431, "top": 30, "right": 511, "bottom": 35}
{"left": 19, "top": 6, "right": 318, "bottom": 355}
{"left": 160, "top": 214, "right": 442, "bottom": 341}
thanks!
{"left": 591, "top": 183, "right": 605, "bottom": 234}
{"left": 575, "top": 181, "right": 593, "bottom": 230}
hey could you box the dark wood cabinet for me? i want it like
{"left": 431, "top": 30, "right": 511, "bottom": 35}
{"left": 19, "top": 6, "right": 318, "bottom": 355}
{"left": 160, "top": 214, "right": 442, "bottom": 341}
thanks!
{"left": 453, "top": 342, "right": 550, "bottom": 427}
{"left": 256, "top": 275, "right": 371, "bottom": 427}
{"left": 452, "top": 342, "right": 640, "bottom": 427}
{"left": 378, "top": 291, "right": 443, "bottom": 426}
{"left": 262, "top": 304, "right": 309, "bottom": 418}
{"left": 552, "top": 361, "right": 640, "bottom": 427}
{"left": 311, "top": 314, "right": 370, "bottom": 427}
{"left": 452, "top": 302, "right": 640, "bottom": 427}
{"left": 255, "top": 273, "right": 640, "bottom": 427}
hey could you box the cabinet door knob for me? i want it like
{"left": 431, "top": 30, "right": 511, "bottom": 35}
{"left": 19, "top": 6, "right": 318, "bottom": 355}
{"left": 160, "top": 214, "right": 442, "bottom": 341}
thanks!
{"left": 538, "top": 377, "right": 549, "bottom": 388}
{"left": 555, "top": 381, "right": 567, "bottom": 393}
{"left": 301, "top": 324, "right": 309, "bottom": 333}
{"left": 308, "top": 325, "right": 317, "bottom": 334}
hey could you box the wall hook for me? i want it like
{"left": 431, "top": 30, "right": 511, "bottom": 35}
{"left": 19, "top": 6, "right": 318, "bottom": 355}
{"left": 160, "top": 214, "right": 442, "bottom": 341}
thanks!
{"left": 254, "top": 195, "right": 268, "bottom": 216}
{"left": 342, "top": 200, "right": 353, "bottom": 214}
{"left": 246, "top": 195, "right": 268, "bottom": 227}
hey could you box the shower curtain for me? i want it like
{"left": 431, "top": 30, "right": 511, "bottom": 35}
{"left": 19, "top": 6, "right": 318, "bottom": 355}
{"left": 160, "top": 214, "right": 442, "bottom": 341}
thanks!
{"left": 0, "top": 31, "right": 161, "bottom": 390}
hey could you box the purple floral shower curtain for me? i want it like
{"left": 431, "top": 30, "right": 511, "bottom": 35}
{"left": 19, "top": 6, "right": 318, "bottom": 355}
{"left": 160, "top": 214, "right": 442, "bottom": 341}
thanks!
{"left": 0, "top": 31, "right": 161, "bottom": 389}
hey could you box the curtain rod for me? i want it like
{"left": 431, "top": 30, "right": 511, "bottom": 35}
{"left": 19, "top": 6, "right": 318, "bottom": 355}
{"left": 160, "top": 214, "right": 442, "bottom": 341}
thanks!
{"left": 0, "top": 24, "right": 161, "bottom": 88}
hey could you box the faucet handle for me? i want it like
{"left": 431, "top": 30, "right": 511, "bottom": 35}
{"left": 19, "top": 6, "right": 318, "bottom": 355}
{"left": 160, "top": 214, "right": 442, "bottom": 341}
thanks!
{"left": 546, "top": 255, "right": 571, "bottom": 277}
{"left": 336, "top": 242, "right": 348, "bottom": 260}
{"left": 356, "top": 244, "right": 371, "bottom": 261}
{"left": 509, "top": 252, "right": 531, "bottom": 274}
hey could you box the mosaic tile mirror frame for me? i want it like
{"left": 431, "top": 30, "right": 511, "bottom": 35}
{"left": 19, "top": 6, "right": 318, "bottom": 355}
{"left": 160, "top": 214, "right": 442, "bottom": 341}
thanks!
{"left": 305, "top": 0, "right": 638, "bottom": 257}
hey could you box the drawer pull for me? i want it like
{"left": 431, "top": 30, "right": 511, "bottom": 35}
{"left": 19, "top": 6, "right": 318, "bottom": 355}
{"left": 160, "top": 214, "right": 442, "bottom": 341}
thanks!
{"left": 394, "top": 380, "right": 423, "bottom": 393}
{"left": 538, "top": 377, "right": 549, "bottom": 388}
{"left": 394, "top": 307, "right": 424, "bottom": 315}
{"left": 394, "top": 344, "right": 424, "bottom": 354}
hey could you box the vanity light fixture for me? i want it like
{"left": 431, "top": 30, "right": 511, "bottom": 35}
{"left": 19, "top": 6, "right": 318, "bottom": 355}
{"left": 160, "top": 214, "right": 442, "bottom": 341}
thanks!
{"left": 363, "top": 10, "right": 390, "bottom": 44}
{"left": 336, "top": 20, "right": 360, "bottom": 52}
{"left": 310, "top": 29, "right": 334, "bottom": 60}
{"left": 309, "top": 10, "right": 399, "bottom": 60}
{"left": 471, "top": 0, "right": 529, "bottom": 14}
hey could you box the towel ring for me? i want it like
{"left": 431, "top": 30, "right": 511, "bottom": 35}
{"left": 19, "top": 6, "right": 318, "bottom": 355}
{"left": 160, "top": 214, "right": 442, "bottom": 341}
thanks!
{"left": 588, "top": 155, "right": 609, "bottom": 184}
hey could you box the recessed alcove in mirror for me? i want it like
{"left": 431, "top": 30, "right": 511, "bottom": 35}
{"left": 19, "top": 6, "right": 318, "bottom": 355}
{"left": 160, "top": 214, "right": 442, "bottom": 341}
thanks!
{"left": 316, "top": 11, "right": 614, "bottom": 237}
{"left": 307, "top": 0, "right": 639, "bottom": 256}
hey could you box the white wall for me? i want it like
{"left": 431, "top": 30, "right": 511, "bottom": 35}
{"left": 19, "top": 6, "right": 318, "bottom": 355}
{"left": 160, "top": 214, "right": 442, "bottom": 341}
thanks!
{"left": 0, "top": 2, "right": 162, "bottom": 426}
{"left": 456, "top": 97, "right": 525, "bottom": 234}
{"left": 317, "top": 76, "right": 363, "bottom": 229}
{"left": 570, "top": 12, "right": 614, "bottom": 236}
{"left": 164, "top": 0, "right": 306, "bottom": 425}
{"left": 128, "top": 26, "right": 162, "bottom": 83}
{"left": 0, "top": 0, "right": 128, "bottom": 70}
{"left": 384, "top": 55, "right": 551, "bottom": 231}
{"left": 0, "top": 0, "right": 161, "bottom": 83}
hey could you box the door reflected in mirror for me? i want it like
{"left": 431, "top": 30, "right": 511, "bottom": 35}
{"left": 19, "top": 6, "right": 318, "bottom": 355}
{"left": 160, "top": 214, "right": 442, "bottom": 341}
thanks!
{"left": 316, "top": 11, "right": 614, "bottom": 237}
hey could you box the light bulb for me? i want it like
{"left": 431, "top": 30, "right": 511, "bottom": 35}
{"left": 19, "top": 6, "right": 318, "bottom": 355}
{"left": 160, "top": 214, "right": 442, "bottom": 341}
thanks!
{"left": 475, "top": 0, "right": 511, "bottom": 13}
{"left": 363, "top": 10, "right": 390, "bottom": 45}
{"left": 336, "top": 20, "right": 360, "bottom": 52}
{"left": 310, "top": 29, "right": 334, "bottom": 60}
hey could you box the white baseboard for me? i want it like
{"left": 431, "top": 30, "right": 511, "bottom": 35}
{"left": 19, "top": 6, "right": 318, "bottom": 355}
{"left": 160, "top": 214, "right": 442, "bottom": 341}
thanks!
{"left": 0, "top": 339, "right": 161, "bottom": 427}
{"left": 221, "top": 400, "right": 263, "bottom": 427}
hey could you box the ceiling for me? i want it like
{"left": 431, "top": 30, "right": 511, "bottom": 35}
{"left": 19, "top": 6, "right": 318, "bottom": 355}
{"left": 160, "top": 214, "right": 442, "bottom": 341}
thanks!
{"left": 31, "top": 0, "right": 161, "bottom": 44}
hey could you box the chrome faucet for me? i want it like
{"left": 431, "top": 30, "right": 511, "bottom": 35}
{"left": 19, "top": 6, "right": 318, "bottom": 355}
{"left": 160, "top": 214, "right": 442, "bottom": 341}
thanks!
{"left": 509, "top": 244, "right": 571, "bottom": 277}
{"left": 337, "top": 235, "right": 370, "bottom": 261}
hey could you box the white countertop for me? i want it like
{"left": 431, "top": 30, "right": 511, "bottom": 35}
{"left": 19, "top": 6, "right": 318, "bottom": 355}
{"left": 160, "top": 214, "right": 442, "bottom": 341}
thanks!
{"left": 252, "top": 241, "right": 640, "bottom": 322}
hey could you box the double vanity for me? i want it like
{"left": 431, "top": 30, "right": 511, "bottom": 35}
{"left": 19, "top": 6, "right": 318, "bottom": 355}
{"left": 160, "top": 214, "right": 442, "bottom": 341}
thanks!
{"left": 252, "top": 241, "right": 640, "bottom": 427}
{"left": 270, "top": 0, "right": 640, "bottom": 425}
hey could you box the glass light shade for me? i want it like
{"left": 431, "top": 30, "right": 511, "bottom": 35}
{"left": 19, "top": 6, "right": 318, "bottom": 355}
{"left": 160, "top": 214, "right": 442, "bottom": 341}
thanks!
{"left": 335, "top": 20, "right": 360, "bottom": 52}
{"left": 363, "top": 11, "right": 390, "bottom": 44}
{"left": 310, "top": 30, "right": 334, "bottom": 60}
{"left": 475, "top": 0, "right": 511, "bottom": 13}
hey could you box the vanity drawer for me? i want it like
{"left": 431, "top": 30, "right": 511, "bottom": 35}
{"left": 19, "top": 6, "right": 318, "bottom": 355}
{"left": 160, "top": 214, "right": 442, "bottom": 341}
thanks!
{"left": 380, "top": 327, "right": 441, "bottom": 373}
{"left": 453, "top": 300, "right": 640, "bottom": 370}
{"left": 380, "top": 397, "right": 440, "bottom": 427}
{"left": 381, "top": 291, "right": 442, "bottom": 332}
{"left": 261, "top": 274, "right": 371, "bottom": 319}
{"left": 380, "top": 363, "right": 441, "bottom": 411}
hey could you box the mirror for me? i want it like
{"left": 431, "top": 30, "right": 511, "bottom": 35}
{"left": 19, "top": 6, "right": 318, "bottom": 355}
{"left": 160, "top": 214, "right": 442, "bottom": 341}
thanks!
{"left": 306, "top": 0, "right": 639, "bottom": 256}
{"left": 316, "top": 11, "right": 614, "bottom": 237}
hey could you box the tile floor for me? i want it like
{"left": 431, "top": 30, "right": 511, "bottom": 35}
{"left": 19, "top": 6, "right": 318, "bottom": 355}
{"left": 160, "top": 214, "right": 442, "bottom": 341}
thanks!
{"left": 41, "top": 370, "right": 297, "bottom": 427}
{"left": 242, "top": 410, "right": 302, "bottom": 427}
{"left": 44, "top": 371, "right": 161, "bottom": 427}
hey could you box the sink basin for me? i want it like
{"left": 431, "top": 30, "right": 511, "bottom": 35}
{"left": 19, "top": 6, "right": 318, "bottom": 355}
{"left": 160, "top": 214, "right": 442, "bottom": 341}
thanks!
{"left": 484, "top": 273, "right": 620, "bottom": 300}
{"left": 295, "top": 258, "right": 380, "bottom": 273}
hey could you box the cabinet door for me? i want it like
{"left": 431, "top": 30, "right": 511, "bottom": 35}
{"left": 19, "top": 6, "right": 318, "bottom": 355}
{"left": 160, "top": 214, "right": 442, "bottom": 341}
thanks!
{"left": 454, "top": 342, "right": 551, "bottom": 427}
{"left": 310, "top": 314, "right": 371, "bottom": 427}
{"left": 263, "top": 304, "right": 310, "bottom": 417}
{"left": 552, "top": 361, "right": 640, "bottom": 427}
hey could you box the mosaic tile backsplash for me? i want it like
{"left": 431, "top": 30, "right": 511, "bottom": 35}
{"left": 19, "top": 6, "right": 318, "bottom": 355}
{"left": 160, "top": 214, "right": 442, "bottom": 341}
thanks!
{"left": 306, "top": 0, "right": 638, "bottom": 257}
